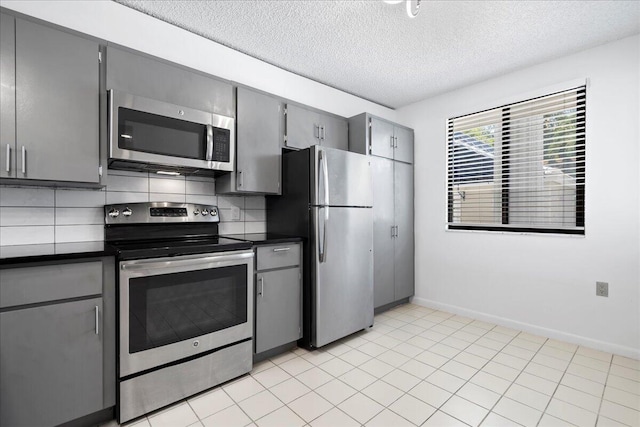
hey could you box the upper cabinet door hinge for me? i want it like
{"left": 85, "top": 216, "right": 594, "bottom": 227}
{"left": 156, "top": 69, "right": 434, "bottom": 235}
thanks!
{"left": 98, "top": 51, "right": 102, "bottom": 63}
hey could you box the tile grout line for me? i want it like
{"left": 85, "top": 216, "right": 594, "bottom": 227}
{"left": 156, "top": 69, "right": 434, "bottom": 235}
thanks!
{"left": 534, "top": 342, "right": 577, "bottom": 427}
{"left": 594, "top": 353, "right": 614, "bottom": 426}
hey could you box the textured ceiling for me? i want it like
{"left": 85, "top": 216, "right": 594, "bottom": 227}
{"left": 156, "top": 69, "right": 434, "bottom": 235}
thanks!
{"left": 114, "top": 0, "right": 640, "bottom": 109}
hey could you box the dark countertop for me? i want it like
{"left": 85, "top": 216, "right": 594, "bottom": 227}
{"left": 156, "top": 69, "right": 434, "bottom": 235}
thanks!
{"left": 0, "top": 241, "right": 116, "bottom": 265}
{"left": 222, "top": 233, "right": 304, "bottom": 246}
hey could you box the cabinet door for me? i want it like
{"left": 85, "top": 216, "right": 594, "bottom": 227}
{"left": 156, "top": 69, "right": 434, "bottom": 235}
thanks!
{"left": 15, "top": 19, "right": 99, "bottom": 183}
{"left": 106, "top": 47, "right": 234, "bottom": 118}
{"left": 285, "top": 104, "right": 320, "bottom": 150}
{"left": 394, "top": 126, "right": 414, "bottom": 164}
{"left": 370, "top": 117, "right": 395, "bottom": 160}
{"left": 371, "top": 156, "right": 395, "bottom": 308}
{"left": 394, "top": 162, "right": 414, "bottom": 300}
{"left": 0, "top": 14, "right": 15, "bottom": 178}
{"left": 320, "top": 114, "right": 348, "bottom": 151}
{"left": 236, "top": 88, "right": 282, "bottom": 194}
{"left": 255, "top": 268, "right": 302, "bottom": 354}
{"left": 0, "top": 298, "right": 103, "bottom": 427}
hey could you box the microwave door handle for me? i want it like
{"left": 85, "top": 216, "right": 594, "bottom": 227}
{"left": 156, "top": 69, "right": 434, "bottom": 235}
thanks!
{"left": 206, "top": 125, "right": 213, "bottom": 161}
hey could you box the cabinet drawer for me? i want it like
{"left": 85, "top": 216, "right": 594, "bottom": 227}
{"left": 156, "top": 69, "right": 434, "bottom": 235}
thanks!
{"left": 256, "top": 244, "right": 300, "bottom": 270}
{"left": 0, "top": 260, "right": 102, "bottom": 308}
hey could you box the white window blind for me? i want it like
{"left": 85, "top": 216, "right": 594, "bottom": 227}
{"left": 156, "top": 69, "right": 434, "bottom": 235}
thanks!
{"left": 447, "top": 86, "right": 586, "bottom": 234}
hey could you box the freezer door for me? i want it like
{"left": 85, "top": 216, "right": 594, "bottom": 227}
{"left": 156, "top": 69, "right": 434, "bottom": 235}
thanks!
{"left": 311, "top": 206, "right": 373, "bottom": 348}
{"left": 311, "top": 146, "right": 372, "bottom": 207}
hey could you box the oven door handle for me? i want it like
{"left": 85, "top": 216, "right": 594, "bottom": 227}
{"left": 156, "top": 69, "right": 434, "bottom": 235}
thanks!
{"left": 120, "top": 252, "right": 254, "bottom": 271}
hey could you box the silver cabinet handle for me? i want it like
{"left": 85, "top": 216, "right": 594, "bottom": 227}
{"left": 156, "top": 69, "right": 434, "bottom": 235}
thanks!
{"left": 390, "top": 135, "right": 394, "bottom": 148}
{"left": 205, "top": 125, "right": 213, "bottom": 161}
{"left": 21, "top": 146, "right": 26, "bottom": 174}
{"left": 394, "top": 136, "right": 398, "bottom": 148}
{"left": 395, "top": 225, "right": 399, "bottom": 237}
{"left": 273, "top": 247, "right": 290, "bottom": 252}
{"left": 314, "top": 124, "right": 320, "bottom": 139}
{"left": 5, "top": 144, "right": 10, "bottom": 172}
{"left": 391, "top": 225, "right": 395, "bottom": 238}
{"left": 95, "top": 306, "right": 99, "bottom": 335}
{"left": 259, "top": 276, "right": 264, "bottom": 298}
{"left": 238, "top": 170, "right": 243, "bottom": 187}
{"left": 320, "top": 125, "right": 326, "bottom": 140}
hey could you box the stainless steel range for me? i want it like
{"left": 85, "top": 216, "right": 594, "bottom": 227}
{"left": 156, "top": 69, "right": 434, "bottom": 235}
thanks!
{"left": 105, "top": 202, "right": 253, "bottom": 423}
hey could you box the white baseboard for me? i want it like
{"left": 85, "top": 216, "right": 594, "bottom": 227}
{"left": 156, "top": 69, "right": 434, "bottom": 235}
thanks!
{"left": 411, "top": 297, "right": 640, "bottom": 360}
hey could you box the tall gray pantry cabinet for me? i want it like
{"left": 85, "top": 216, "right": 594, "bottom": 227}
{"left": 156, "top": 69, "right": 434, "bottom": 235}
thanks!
{"left": 0, "top": 14, "right": 100, "bottom": 184}
{"left": 349, "top": 113, "right": 415, "bottom": 310}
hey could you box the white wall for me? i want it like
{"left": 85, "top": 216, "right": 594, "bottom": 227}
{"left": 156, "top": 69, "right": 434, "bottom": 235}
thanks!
{"left": 0, "top": 0, "right": 395, "bottom": 121}
{"left": 397, "top": 35, "right": 640, "bottom": 358}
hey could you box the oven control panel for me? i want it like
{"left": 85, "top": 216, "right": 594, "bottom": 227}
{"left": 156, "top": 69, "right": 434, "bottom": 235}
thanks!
{"left": 105, "top": 202, "right": 219, "bottom": 224}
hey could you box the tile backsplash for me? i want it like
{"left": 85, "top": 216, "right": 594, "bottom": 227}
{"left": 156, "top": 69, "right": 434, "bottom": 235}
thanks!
{"left": 0, "top": 169, "right": 266, "bottom": 246}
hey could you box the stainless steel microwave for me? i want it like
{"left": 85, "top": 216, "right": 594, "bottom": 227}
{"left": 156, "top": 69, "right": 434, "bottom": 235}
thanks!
{"left": 108, "top": 90, "right": 234, "bottom": 176}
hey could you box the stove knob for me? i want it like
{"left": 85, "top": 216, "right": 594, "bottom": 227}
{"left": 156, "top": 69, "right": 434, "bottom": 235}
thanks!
{"left": 193, "top": 209, "right": 200, "bottom": 215}
{"left": 122, "top": 207, "right": 132, "bottom": 217}
{"left": 201, "top": 209, "right": 209, "bottom": 216}
{"left": 210, "top": 209, "right": 216, "bottom": 216}
{"left": 108, "top": 208, "right": 120, "bottom": 218}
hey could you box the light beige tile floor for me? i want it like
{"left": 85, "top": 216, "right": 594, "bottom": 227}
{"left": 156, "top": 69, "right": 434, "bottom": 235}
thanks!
{"left": 107, "top": 303, "right": 640, "bottom": 427}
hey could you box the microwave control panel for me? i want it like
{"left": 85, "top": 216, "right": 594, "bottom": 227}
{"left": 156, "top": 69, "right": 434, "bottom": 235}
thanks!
{"left": 212, "top": 127, "right": 231, "bottom": 162}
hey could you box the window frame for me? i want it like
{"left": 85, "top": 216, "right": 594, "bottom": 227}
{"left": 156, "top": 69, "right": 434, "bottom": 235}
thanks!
{"left": 446, "top": 86, "right": 586, "bottom": 236}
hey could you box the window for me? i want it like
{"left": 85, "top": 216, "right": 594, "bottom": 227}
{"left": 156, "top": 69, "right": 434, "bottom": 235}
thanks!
{"left": 447, "top": 86, "right": 586, "bottom": 234}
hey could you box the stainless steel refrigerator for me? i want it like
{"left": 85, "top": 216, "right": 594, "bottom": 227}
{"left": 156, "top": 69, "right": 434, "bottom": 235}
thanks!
{"left": 267, "top": 146, "right": 373, "bottom": 348}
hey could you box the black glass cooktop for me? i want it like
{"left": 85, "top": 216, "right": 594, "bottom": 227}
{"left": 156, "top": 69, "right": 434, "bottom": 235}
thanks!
{"left": 109, "top": 236, "right": 252, "bottom": 260}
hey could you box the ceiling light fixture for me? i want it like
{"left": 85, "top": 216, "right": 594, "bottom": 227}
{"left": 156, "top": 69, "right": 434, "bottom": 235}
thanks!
{"left": 383, "top": 0, "right": 421, "bottom": 18}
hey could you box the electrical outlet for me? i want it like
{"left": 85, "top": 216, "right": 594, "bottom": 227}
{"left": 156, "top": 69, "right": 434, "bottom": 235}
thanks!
{"left": 231, "top": 206, "right": 241, "bottom": 221}
{"left": 596, "top": 281, "right": 609, "bottom": 297}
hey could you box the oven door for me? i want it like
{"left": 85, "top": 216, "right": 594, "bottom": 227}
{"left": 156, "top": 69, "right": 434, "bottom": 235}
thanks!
{"left": 119, "top": 250, "right": 253, "bottom": 377}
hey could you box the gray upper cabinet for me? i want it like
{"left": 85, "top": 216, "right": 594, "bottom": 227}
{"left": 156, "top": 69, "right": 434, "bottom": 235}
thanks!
{"left": 285, "top": 103, "right": 320, "bottom": 150}
{"left": 348, "top": 113, "right": 414, "bottom": 164}
{"left": 0, "top": 18, "right": 100, "bottom": 183}
{"left": 106, "top": 47, "right": 233, "bottom": 117}
{"left": 321, "top": 113, "right": 349, "bottom": 151}
{"left": 393, "top": 125, "right": 414, "bottom": 164}
{"left": 285, "top": 103, "right": 348, "bottom": 150}
{"left": 217, "top": 87, "right": 283, "bottom": 195}
{"left": 370, "top": 117, "right": 395, "bottom": 160}
{"left": 0, "top": 14, "right": 15, "bottom": 179}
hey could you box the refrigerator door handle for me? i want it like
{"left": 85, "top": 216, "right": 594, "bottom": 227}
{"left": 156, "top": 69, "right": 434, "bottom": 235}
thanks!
{"left": 318, "top": 207, "right": 327, "bottom": 263}
{"left": 318, "top": 149, "right": 330, "bottom": 217}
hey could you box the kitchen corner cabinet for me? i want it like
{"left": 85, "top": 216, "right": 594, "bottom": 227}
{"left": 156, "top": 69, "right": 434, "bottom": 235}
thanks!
{"left": 254, "top": 243, "right": 303, "bottom": 355}
{"left": 285, "top": 103, "right": 348, "bottom": 151}
{"left": 0, "top": 14, "right": 100, "bottom": 184}
{"left": 348, "top": 113, "right": 414, "bottom": 164}
{"left": 216, "top": 87, "right": 283, "bottom": 195}
{"left": 0, "top": 257, "right": 116, "bottom": 427}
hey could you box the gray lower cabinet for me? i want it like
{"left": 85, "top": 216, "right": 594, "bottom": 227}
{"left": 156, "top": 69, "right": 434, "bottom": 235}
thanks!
{"left": 0, "top": 257, "right": 115, "bottom": 427}
{"left": 216, "top": 87, "right": 283, "bottom": 195}
{"left": 285, "top": 104, "right": 348, "bottom": 151}
{"left": 13, "top": 18, "right": 100, "bottom": 183}
{"left": 370, "top": 155, "right": 414, "bottom": 309}
{"left": 348, "top": 113, "right": 414, "bottom": 164}
{"left": 254, "top": 243, "right": 302, "bottom": 355}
